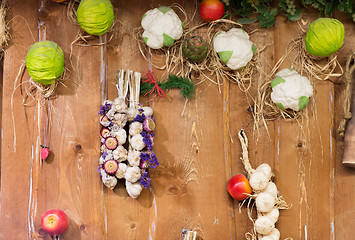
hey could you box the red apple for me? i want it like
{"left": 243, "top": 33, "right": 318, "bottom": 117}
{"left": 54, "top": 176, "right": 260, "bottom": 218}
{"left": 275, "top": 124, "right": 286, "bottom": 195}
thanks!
{"left": 227, "top": 174, "right": 252, "bottom": 201}
{"left": 199, "top": 0, "right": 225, "bottom": 22}
{"left": 41, "top": 209, "right": 69, "bottom": 236}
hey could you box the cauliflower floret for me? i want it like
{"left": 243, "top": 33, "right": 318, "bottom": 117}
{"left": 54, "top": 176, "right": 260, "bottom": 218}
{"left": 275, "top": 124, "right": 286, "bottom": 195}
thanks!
{"left": 141, "top": 6, "right": 183, "bottom": 49}
{"left": 270, "top": 68, "right": 313, "bottom": 111}
{"left": 213, "top": 28, "right": 255, "bottom": 70}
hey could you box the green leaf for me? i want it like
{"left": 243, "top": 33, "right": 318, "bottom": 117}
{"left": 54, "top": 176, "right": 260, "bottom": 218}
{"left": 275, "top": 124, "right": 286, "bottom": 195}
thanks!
{"left": 158, "top": 6, "right": 171, "bottom": 14}
{"left": 324, "top": 2, "right": 335, "bottom": 16}
{"left": 278, "top": 0, "right": 287, "bottom": 10}
{"left": 142, "top": 13, "right": 147, "bottom": 20}
{"left": 298, "top": 96, "right": 309, "bottom": 111}
{"left": 237, "top": 18, "right": 257, "bottom": 24}
{"left": 276, "top": 102, "right": 285, "bottom": 110}
{"left": 252, "top": 44, "right": 256, "bottom": 55}
{"left": 271, "top": 76, "right": 286, "bottom": 88}
{"left": 163, "top": 33, "right": 174, "bottom": 47}
{"left": 181, "top": 21, "right": 184, "bottom": 29}
{"left": 217, "top": 51, "right": 233, "bottom": 64}
{"left": 143, "top": 37, "right": 148, "bottom": 45}
{"left": 288, "top": 8, "right": 302, "bottom": 21}
{"left": 258, "top": 8, "right": 277, "bottom": 28}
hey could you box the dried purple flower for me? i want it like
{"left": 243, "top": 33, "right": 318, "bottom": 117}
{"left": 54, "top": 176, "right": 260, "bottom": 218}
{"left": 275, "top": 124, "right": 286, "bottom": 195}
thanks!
{"left": 133, "top": 113, "right": 146, "bottom": 123}
{"left": 140, "top": 170, "right": 151, "bottom": 188}
{"left": 97, "top": 166, "right": 102, "bottom": 177}
{"left": 102, "top": 151, "right": 108, "bottom": 160}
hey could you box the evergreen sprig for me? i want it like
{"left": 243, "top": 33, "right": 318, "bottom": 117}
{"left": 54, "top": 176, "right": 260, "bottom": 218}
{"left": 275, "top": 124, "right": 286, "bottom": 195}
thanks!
{"left": 226, "top": 0, "right": 354, "bottom": 28}
{"left": 141, "top": 75, "right": 195, "bottom": 99}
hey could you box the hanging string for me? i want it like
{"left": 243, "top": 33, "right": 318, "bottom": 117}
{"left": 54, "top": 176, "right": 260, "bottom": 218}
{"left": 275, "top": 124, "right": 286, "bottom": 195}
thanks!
{"left": 143, "top": 70, "right": 166, "bottom": 100}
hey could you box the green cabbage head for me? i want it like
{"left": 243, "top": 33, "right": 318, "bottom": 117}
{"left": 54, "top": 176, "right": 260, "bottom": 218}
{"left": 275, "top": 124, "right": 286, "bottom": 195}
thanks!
{"left": 26, "top": 41, "right": 65, "bottom": 85}
{"left": 305, "top": 18, "right": 344, "bottom": 57}
{"left": 77, "top": 0, "right": 114, "bottom": 36}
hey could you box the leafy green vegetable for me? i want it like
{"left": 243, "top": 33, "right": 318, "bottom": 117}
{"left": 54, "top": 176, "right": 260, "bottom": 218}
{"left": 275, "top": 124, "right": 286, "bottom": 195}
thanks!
{"left": 26, "top": 41, "right": 65, "bottom": 85}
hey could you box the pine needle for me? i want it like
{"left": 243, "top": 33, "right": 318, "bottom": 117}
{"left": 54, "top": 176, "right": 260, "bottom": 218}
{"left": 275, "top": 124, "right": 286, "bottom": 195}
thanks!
{"left": 141, "top": 74, "right": 195, "bottom": 99}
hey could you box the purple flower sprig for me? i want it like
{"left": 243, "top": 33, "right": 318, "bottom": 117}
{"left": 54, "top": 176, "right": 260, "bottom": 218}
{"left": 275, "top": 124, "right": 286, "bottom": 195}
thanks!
{"left": 140, "top": 170, "right": 151, "bottom": 188}
{"left": 141, "top": 131, "right": 153, "bottom": 150}
{"left": 98, "top": 103, "right": 112, "bottom": 115}
{"left": 133, "top": 113, "right": 146, "bottom": 123}
{"left": 140, "top": 150, "right": 159, "bottom": 169}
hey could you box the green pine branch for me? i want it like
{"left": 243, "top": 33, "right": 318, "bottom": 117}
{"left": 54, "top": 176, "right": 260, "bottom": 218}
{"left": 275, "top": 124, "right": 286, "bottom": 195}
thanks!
{"left": 140, "top": 75, "right": 195, "bottom": 99}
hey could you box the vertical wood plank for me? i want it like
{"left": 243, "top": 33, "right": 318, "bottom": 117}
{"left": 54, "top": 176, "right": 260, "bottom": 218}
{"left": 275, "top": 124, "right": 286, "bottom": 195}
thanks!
{"left": 0, "top": 0, "right": 39, "bottom": 238}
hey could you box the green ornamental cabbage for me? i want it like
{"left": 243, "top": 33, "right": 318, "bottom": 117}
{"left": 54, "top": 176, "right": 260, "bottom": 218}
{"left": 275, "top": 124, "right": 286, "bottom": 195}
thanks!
{"left": 77, "top": 0, "right": 114, "bottom": 36}
{"left": 26, "top": 41, "right": 65, "bottom": 85}
{"left": 305, "top": 18, "right": 344, "bottom": 57}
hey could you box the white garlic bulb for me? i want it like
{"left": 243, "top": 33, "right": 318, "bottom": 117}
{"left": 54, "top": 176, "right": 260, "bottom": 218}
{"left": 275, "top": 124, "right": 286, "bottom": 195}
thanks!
{"left": 263, "top": 208, "right": 279, "bottom": 224}
{"left": 127, "top": 150, "right": 141, "bottom": 167}
{"left": 125, "top": 166, "right": 141, "bottom": 183}
{"left": 115, "top": 129, "right": 127, "bottom": 145}
{"left": 126, "top": 107, "right": 139, "bottom": 121}
{"left": 113, "top": 146, "right": 128, "bottom": 162}
{"left": 115, "top": 163, "right": 128, "bottom": 179}
{"left": 261, "top": 228, "right": 280, "bottom": 240}
{"left": 129, "top": 122, "right": 143, "bottom": 136}
{"left": 100, "top": 169, "right": 118, "bottom": 190}
{"left": 113, "top": 98, "right": 127, "bottom": 113}
{"left": 262, "top": 182, "right": 278, "bottom": 199}
{"left": 142, "top": 106, "right": 153, "bottom": 117}
{"left": 255, "top": 216, "right": 275, "bottom": 235}
{"left": 256, "top": 192, "right": 276, "bottom": 213}
{"left": 113, "top": 113, "right": 127, "bottom": 128}
{"left": 249, "top": 170, "right": 270, "bottom": 191}
{"left": 256, "top": 163, "right": 272, "bottom": 180}
{"left": 129, "top": 134, "right": 146, "bottom": 151}
{"left": 125, "top": 180, "right": 143, "bottom": 199}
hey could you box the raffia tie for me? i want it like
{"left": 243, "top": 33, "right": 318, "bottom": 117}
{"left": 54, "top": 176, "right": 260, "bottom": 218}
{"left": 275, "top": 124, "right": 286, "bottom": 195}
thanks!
{"left": 143, "top": 70, "right": 166, "bottom": 100}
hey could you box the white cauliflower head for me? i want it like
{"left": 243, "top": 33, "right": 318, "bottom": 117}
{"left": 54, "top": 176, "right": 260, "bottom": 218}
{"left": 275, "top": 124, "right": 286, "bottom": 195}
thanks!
{"left": 141, "top": 6, "right": 183, "bottom": 49}
{"left": 213, "top": 28, "right": 255, "bottom": 70}
{"left": 270, "top": 68, "right": 313, "bottom": 111}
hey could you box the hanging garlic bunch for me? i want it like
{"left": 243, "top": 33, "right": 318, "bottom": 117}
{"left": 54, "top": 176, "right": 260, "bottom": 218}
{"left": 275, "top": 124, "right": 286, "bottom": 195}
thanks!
{"left": 98, "top": 70, "right": 129, "bottom": 190}
{"left": 125, "top": 71, "right": 158, "bottom": 198}
{"left": 238, "top": 130, "right": 289, "bottom": 240}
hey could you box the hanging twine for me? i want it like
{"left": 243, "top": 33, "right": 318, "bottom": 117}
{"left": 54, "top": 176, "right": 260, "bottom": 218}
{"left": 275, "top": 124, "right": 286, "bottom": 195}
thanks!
{"left": 238, "top": 129, "right": 254, "bottom": 175}
{"left": 338, "top": 53, "right": 355, "bottom": 137}
{"left": 143, "top": 70, "right": 166, "bottom": 100}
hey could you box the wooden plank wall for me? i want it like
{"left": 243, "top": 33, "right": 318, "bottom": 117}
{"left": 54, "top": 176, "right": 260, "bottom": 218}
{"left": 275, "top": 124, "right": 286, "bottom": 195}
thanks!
{"left": 0, "top": 0, "right": 354, "bottom": 239}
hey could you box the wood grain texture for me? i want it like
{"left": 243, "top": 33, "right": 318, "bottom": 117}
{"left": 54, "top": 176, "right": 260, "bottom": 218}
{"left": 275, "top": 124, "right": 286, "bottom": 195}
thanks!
{"left": 0, "top": 1, "right": 354, "bottom": 240}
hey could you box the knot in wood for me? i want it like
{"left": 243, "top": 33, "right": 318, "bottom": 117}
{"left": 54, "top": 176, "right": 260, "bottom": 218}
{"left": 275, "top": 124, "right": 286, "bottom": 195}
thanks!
{"left": 80, "top": 224, "right": 86, "bottom": 230}
{"left": 75, "top": 144, "right": 82, "bottom": 151}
